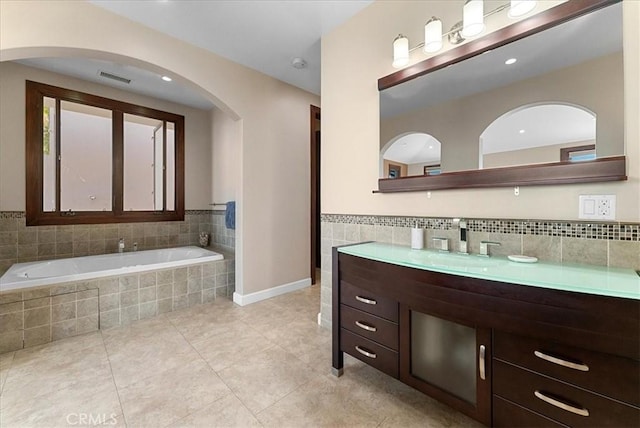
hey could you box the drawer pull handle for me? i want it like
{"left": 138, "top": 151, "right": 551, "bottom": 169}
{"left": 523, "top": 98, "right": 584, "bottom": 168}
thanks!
{"left": 534, "top": 350, "right": 589, "bottom": 372}
{"left": 534, "top": 390, "right": 590, "bottom": 417}
{"left": 355, "top": 321, "right": 377, "bottom": 332}
{"left": 355, "top": 345, "right": 377, "bottom": 359}
{"left": 479, "top": 345, "right": 486, "bottom": 380}
{"left": 355, "top": 295, "right": 377, "bottom": 305}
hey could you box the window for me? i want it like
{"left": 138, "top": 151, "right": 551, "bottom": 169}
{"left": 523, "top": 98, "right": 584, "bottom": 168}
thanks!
{"left": 26, "top": 81, "right": 184, "bottom": 225}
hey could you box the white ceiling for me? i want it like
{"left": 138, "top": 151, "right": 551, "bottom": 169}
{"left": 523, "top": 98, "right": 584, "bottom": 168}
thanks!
{"left": 89, "top": 0, "right": 373, "bottom": 96}
{"left": 384, "top": 133, "right": 442, "bottom": 165}
{"left": 17, "top": 0, "right": 373, "bottom": 110}
{"left": 481, "top": 104, "right": 596, "bottom": 154}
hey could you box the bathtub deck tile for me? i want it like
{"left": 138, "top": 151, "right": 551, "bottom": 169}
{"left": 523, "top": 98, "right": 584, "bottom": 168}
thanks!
{"left": 23, "top": 325, "right": 51, "bottom": 348}
{"left": 96, "top": 278, "right": 119, "bottom": 295}
{"left": 188, "top": 292, "right": 202, "bottom": 307}
{"left": 0, "top": 331, "right": 23, "bottom": 354}
{"left": 0, "top": 300, "right": 23, "bottom": 315}
{"left": 157, "top": 284, "right": 173, "bottom": 300}
{"left": 120, "top": 290, "right": 139, "bottom": 308}
{"left": 24, "top": 306, "right": 51, "bottom": 329}
{"left": 157, "top": 298, "right": 173, "bottom": 314}
{"left": 100, "top": 309, "right": 120, "bottom": 330}
{"left": 139, "top": 286, "right": 156, "bottom": 303}
{"left": 139, "top": 302, "right": 157, "bottom": 320}
{"left": 77, "top": 315, "right": 99, "bottom": 334}
{"left": 140, "top": 272, "right": 156, "bottom": 288}
{"left": 77, "top": 297, "right": 98, "bottom": 318}
{"left": 120, "top": 305, "right": 139, "bottom": 326}
{"left": 0, "top": 312, "right": 23, "bottom": 334}
{"left": 51, "top": 302, "right": 76, "bottom": 323}
{"left": 51, "top": 319, "right": 77, "bottom": 341}
{"left": 49, "top": 284, "right": 77, "bottom": 296}
{"left": 99, "top": 293, "right": 119, "bottom": 313}
{"left": 119, "top": 275, "right": 139, "bottom": 292}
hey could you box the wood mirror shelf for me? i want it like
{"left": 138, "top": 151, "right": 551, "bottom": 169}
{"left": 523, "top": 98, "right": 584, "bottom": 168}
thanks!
{"left": 377, "top": 0, "right": 627, "bottom": 193}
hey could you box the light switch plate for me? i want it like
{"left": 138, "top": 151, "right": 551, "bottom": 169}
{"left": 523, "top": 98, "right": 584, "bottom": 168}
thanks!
{"left": 579, "top": 195, "right": 616, "bottom": 220}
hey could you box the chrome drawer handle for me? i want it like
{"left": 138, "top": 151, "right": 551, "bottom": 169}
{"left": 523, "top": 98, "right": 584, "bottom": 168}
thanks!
{"left": 534, "top": 390, "right": 589, "bottom": 417}
{"left": 355, "top": 345, "right": 377, "bottom": 359}
{"left": 355, "top": 320, "right": 377, "bottom": 332}
{"left": 534, "top": 350, "right": 589, "bottom": 372}
{"left": 355, "top": 295, "right": 377, "bottom": 305}
{"left": 479, "top": 345, "right": 486, "bottom": 380}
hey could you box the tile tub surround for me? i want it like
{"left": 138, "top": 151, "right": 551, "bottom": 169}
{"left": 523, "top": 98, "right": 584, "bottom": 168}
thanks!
{"left": 319, "top": 214, "right": 640, "bottom": 329}
{"left": 0, "top": 210, "right": 236, "bottom": 276}
{"left": 0, "top": 256, "right": 234, "bottom": 354}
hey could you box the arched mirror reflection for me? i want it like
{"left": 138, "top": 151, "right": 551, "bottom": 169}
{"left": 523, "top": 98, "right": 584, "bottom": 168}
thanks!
{"left": 381, "top": 133, "right": 442, "bottom": 178}
{"left": 480, "top": 103, "right": 596, "bottom": 169}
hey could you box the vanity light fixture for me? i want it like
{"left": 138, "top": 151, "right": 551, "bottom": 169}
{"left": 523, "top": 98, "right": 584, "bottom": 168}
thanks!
{"left": 392, "top": 34, "right": 410, "bottom": 68}
{"left": 509, "top": 0, "right": 537, "bottom": 18}
{"left": 161, "top": 75, "right": 172, "bottom": 82}
{"left": 391, "top": 0, "right": 539, "bottom": 68}
{"left": 424, "top": 17, "right": 443, "bottom": 53}
{"left": 505, "top": 58, "right": 517, "bottom": 65}
{"left": 462, "top": 0, "right": 485, "bottom": 37}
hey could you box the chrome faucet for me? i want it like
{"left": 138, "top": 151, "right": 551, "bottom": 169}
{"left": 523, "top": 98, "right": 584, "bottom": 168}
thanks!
{"left": 455, "top": 218, "right": 468, "bottom": 254}
{"left": 479, "top": 241, "right": 501, "bottom": 257}
{"left": 118, "top": 238, "right": 125, "bottom": 253}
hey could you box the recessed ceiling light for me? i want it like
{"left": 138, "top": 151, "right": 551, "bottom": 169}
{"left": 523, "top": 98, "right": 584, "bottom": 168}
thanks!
{"left": 505, "top": 58, "right": 517, "bottom": 65}
{"left": 428, "top": 145, "right": 434, "bottom": 149}
{"left": 519, "top": 129, "right": 525, "bottom": 134}
{"left": 161, "top": 75, "right": 172, "bottom": 82}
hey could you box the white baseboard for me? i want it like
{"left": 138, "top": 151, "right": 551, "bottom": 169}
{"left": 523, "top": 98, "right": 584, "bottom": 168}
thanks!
{"left": 232, "top": 277, "right": 311, "bottom": 306}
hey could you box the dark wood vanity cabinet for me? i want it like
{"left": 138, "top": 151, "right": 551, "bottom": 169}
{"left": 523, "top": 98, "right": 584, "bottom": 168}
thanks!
{"left": 332, "top": 248, "right": 640, "bottom": 427}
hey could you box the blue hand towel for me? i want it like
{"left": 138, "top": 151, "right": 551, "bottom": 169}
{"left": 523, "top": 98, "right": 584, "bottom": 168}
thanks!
{"left": 225, "top": 201, "right": 236, "bottom": 230}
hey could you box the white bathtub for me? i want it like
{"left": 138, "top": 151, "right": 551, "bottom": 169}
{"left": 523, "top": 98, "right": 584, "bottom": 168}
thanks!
{"left": 0, "top": 246, "right": 223, "bottom": 292}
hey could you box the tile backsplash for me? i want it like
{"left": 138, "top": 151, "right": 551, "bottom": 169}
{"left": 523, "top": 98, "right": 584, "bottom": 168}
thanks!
{"left": 0, "top": 210, "right": 235, "bottom": 276}
{"left": 319, "top": 214, "right": 640, "bottom": 329}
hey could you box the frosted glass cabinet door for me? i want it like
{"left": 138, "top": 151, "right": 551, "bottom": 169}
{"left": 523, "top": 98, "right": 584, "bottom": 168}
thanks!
{"left": 401, "top": 308, "right": 491, "bottom": 425}
{"left": 411, "top": 311, "right": 477, "bottom": 404}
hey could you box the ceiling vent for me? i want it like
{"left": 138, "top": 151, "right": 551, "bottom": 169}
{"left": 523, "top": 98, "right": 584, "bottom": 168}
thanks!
{"left": 99, "top": 71, "right": 131, "bottom": 84}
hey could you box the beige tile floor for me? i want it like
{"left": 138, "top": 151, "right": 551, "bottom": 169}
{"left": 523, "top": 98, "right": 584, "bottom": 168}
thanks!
{"left": 0, "top": 281, "right": 483, "bottom": 428}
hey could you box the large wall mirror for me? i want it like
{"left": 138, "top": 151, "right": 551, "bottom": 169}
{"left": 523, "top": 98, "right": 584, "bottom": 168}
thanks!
{"left": 378, "top": 0, "right": 626, "bottom": 192}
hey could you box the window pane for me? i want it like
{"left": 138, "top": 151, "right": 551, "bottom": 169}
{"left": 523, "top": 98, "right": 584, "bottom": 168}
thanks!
{"left": 43, "top": 97, "right": 57, "bottom": 212}
{"left": 123, "top": 114, "right": 162, "bottom": 211}
{"left": 166, "top": 122, "right": 175, "bottom": 211}
{"left": 60, "top": 101, "right": 112, "bottom": 212}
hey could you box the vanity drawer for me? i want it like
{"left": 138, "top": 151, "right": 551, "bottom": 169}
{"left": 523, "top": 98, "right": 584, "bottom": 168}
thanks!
{"left": 494, "top": 331, "right": 640, "bottom": 407}
{"left": 340, "top": 281, "right": 398, "bottom": 322}
{"left": 493, "top": 395, "right": 568, "bottom": 428}
{"left": 340, "top": 328, "right": 398, "bottom": 378}
{"left": 340, "top": 304, "right": 398, "bottom": 350}
{"left": 494, "top": 360, "right": 640, "bottom": 427}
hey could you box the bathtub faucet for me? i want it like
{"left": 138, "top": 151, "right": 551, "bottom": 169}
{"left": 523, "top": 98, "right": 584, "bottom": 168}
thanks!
{"left": 118, "top": 238, "right": 125, "bottom": 253}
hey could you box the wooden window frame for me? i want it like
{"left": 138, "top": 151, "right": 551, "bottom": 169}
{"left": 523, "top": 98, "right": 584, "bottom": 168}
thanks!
{"left": 25, "top": 80, "right": 185, "bottom": 226}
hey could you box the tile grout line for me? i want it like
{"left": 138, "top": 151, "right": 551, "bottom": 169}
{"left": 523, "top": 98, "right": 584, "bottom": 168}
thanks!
{"left": 99, "top": 330, "right": 130, "bottom": 428}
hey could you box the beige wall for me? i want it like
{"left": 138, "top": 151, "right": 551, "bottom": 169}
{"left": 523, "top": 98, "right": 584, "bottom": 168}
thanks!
{"left": 483, "top": 140, "right": 595, "bottom": 169}
{"left": 380, "top": 53, "right": 624, "bottom": 173}
{"left": 322, "top": 0, "right": 639, "bottom": 222}
{"left": 211, "top": 107, "right": 240, "bottom": 205}
{"left": 0, "top": 0, "right": 320, "bottom": 298}
{"left": 0, "top": 61, "right": 213, "bottom": 211}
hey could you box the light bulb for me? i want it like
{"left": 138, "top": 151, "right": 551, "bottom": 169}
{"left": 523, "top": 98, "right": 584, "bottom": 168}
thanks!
{"left": 509, "top": 0, "right": 537, "bottom": 18}
{"left": 462, "top": 0, "right": 484, "bottom": 38}
{"left": 392, "top": 34, "right": 409, "bottom": 68}
{"left": 423, "top": 17, "right": 443, "bottom": 53}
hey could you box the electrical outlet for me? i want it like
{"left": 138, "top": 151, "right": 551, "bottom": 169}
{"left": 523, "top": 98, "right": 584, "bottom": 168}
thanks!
{"left": 579, "top": 195, "right": 616, "bottom": 220}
